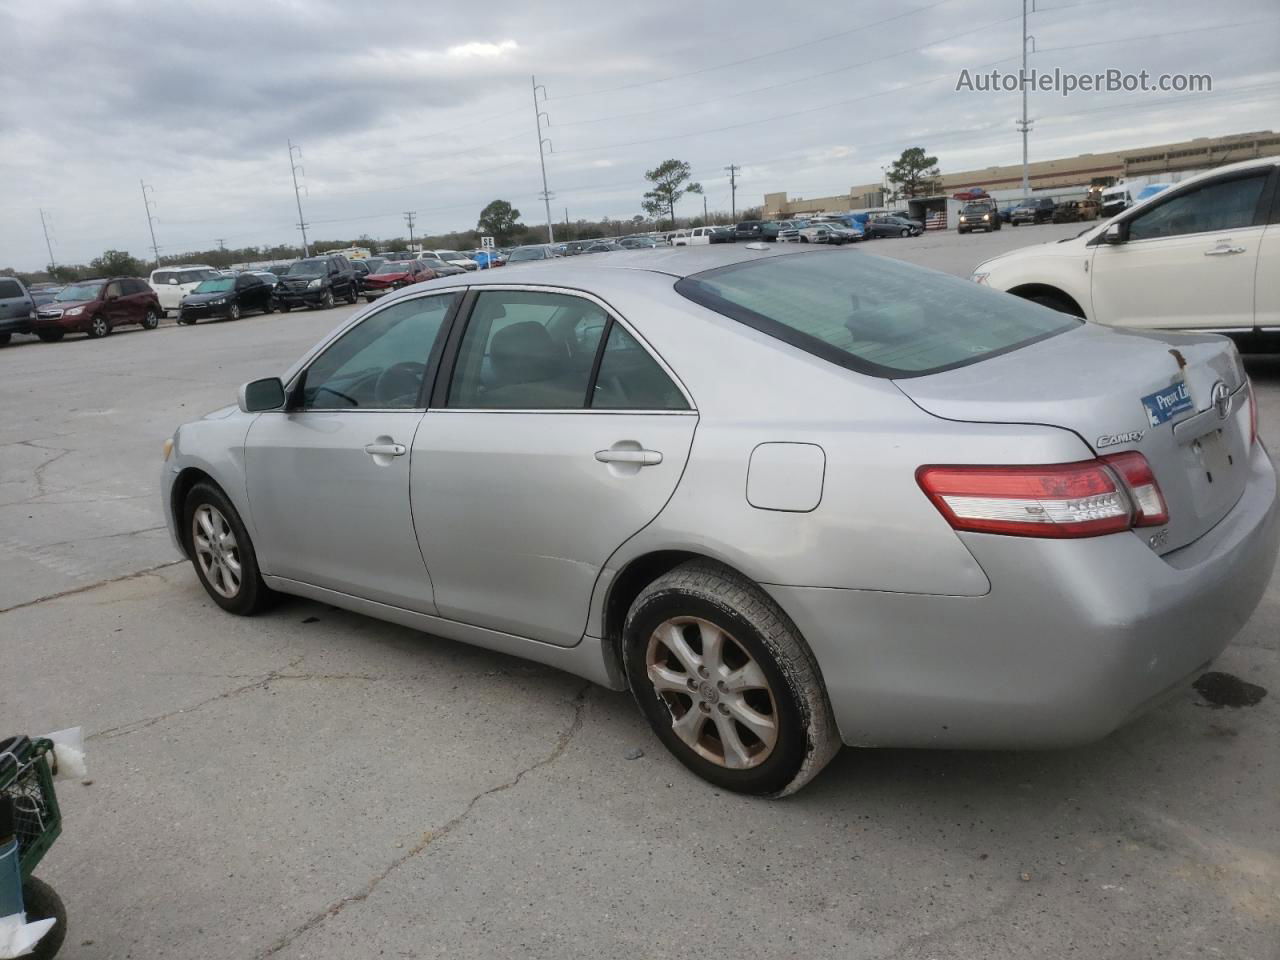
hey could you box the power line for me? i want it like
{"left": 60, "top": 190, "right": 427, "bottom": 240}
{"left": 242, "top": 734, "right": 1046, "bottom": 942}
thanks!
{"left": 288, "top": 139, "right": 310, "bottom": 257}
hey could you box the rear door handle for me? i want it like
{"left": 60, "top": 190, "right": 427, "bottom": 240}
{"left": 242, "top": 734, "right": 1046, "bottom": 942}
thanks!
{"left": 1204, "top": 245, "right": 1246, "bottom": 256}
{"left": 595, "top": 448, "right": 663, "bottom": 466}
{"left": 365, "top": 442, "right": 406, "bottom": 457}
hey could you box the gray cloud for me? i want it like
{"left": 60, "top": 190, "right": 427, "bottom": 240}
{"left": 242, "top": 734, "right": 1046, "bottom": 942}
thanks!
{"left": 2, "top": 0, "right": 1278, "bottom": 268}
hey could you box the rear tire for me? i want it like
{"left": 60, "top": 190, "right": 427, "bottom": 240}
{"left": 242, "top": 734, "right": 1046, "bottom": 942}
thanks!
{"left": 21, "top": 876, "right": 67, "bottom": 960}
{"left": 0, "top": 332, "right": 10, "bottom": 346}
{"left": 142, "top": 307, "right": 160, "bottom": 329}
{"left": 280, "top": 303, "right": 292, "bottom": 313}
{"left": 183, "top": 481, "right": 275, "bottom": 615}
{"left": 37, "top": 330, "right": 64, "bottom": 343}
{"left": 624, "top": 561, "right": 840, "bottom": 798}
{"left": 346, "top": 286, "right": 358, "bottom": 304}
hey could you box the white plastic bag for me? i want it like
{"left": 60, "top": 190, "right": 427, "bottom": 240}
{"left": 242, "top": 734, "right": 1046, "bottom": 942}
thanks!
{"left": 0, "top": 913, "right": 56, "bottom": 958}
{"left": 39, "top": 727, "right": 86, "bottom": 781}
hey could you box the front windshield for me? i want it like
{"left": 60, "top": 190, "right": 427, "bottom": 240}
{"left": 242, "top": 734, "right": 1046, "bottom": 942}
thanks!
{"left": 287, "top": 259, "right": 326, "bottom": 276}
{"left": 508, "top": 247, "right": 544, "bottom": 261}
{"left": 55, "top": 283, "right": 104, "bottom": 301}
{"left": 194, "top": 278, "right": 234, "bottom": 293}
{"left": 435, "top": 251, "right": 461, "bottom": 260}
{"left": 963, "top": 204, "right": 990, "bottom": 214}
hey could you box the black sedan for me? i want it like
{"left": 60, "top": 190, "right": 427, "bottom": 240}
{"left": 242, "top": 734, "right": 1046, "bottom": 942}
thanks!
{"left": 864, "top": 216, "right": 924, "bottom": 239}
{"left": 178, "top": 274, "right": 274, "bottom": 324}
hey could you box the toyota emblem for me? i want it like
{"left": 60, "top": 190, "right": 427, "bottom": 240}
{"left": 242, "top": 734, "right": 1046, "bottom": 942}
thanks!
{"left": 1211, "top": 381, "right": 1231, "bottom": 420}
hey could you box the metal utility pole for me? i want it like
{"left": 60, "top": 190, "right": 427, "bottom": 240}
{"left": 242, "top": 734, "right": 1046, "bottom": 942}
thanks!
{"left": 724, "top": 164, "right": 739, "bottom": 219}
{"left": 403, "top": 211, "right": 417, "bottom": 252}
{"left": 703, "top": 193, "right": 709, "bottom": 225}
{"left": 38, "top": 209, "right": 57, "bottom": 272}
{"left": 1017, "top": 0, "right": 1036, "bottom": 199}
{"left": 288, "top": 140, "right": 310, "bottom": 256}
{"left": 215, "top": 238, "right": 227, "bottom": 251}
{"left": 140, "top": 180, "right": 161, "bottom": 266}
{"left": 532, "top": 75, "right": 555, "bottom": 243}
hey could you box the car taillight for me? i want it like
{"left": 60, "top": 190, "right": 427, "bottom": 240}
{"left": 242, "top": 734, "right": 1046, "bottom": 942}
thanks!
{"left": 1248, "top": 378, "right": 1258, "bottom": 447}
{"left": 916, "top": 455, "right": 1167, "bottom": 539}
{"left": 1100, "top": 451, "right": 1168, "bottom": 526}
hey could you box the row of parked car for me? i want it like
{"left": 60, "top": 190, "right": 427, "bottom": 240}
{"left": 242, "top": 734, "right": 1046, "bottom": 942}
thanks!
{"left": 0, "top": 249, "right": 495, "bottom": 344}
{"left": 957, "top": 196, "right": 1102, "bottom": 233}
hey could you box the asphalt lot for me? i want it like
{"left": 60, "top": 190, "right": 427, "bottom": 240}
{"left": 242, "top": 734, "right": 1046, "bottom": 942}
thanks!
{"left": 3, "top": 225, "right": 1278, "bottom": 959}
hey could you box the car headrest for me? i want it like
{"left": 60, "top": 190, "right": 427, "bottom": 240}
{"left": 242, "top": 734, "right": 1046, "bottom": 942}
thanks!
{"left": 490, "top": 321, "right": 559, "bottom": 385}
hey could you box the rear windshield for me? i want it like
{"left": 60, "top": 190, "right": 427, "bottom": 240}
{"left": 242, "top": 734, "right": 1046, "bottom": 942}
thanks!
{"left": 675, "top": 251, "right": 1080, "bottom": 378}
{"left": 0, "top": 279, "right": 24, "bottom": 298}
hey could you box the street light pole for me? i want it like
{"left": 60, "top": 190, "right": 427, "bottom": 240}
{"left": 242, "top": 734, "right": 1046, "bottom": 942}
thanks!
{"left": 38, "top": 209, "right": 57, "bottom": 272}
{"left": 1018, "top": 0, "right": 1036, "bottom": 199}
{"left": 140, "top": 180, "right": 160, "bottom": 266}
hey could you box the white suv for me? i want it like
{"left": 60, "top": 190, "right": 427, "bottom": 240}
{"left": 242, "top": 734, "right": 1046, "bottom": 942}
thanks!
{"left": 149, "top": 265, "right": 220, "bottom": 315}
{"left": 973, "top": 157, "right": 1279, "bottom": 333}
{"left": 672, "top": 226, "right": 718, "bottom": 247}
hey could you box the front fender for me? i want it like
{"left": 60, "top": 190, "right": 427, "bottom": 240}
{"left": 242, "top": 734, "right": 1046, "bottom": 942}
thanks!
{"left": 983, "top": 250, "right": 1095, "bottom": 320}
{"left": 163, "top": 410, "right": 257, "bottom": 550}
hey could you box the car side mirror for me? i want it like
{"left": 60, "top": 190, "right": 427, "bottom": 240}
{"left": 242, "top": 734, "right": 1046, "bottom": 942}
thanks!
{"left": 1102, "top": 222, "right": 1127, "bottom": 245}
{"left": 238, "top": 377, "right": 286, "bottom": 413}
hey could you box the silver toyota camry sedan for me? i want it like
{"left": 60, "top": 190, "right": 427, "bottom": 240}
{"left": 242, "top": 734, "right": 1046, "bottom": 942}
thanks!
{"left": 161, "top": 245, "right": 1278, "bottom": 797}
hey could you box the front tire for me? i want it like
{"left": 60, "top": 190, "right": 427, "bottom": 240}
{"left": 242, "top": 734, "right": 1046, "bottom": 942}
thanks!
{"left": 0, "top": 332, "right": 10, "bottom": 346}
{"left": 346, "top": 286, "right": 358, "bottom": 305}
{"left": 87, "top": 315, "right": 110, "bottom": 338}
{"left": 1026, "top": 292, "right": 1085, "bottom": 317}
{"left": 183, "top": 481, "right": 274, "bottom": 615}
{"left": 624, "top": 561, "right": 840, "bottom": 797}
{"left": 228, "top": 302, "right": 241, "bottom": 321}
{"left": 900, "top": 228, "right": 910, "bottom": 237}
{"left": 21, "top": 876, "right": 66, "bottom": 960}
{"left": 37, "top": 330, "right": 64, "bottom": 342}
{"left": 320, "top": 289, "right": 335, "bottom": 310}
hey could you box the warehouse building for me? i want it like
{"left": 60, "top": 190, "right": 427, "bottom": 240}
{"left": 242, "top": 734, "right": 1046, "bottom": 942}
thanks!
{"left": 762, "top": 130, "right": 1280, "bottom": 219}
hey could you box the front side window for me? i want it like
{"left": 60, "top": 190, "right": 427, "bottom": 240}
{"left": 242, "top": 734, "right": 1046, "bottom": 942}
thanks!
{"left": 447, "top": 291, "right": 608, "bottom": 409}
{"left": 300, "top": 293, "right": 457, "bottom": 410}
{"left": 1127, "top": 173, "right": 1268, "bottom": 241}
{"left": 676, "top": 250, "right": 1078, "bottom": 378}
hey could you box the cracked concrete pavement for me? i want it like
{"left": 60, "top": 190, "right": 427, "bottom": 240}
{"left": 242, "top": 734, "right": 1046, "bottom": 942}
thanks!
{"left": 2, "top": 232, "right": 1278, "bottom": 958}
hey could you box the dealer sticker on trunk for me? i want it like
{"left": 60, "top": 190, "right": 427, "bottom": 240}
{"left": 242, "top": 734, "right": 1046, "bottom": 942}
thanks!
{"left": 1141, "top": 381, "right": 1194, "bottom": 427}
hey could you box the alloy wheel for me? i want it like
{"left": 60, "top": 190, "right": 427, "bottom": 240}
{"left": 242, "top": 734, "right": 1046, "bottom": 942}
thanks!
{"left": 90, "top": 316, "right": 108, "bottom": 338}
{"left": 229, "top": 303, "right": 241, "bottom": 321}
{"left": 192, "top": 503, "right": 242, "bottom": 599}
{"left": 645, "top": 616, "right": 779, "bottom": 770}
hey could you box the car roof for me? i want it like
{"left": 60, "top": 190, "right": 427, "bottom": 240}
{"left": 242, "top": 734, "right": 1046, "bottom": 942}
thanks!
{"left": 424, "top": 242, "right": 824, "bottom": 287}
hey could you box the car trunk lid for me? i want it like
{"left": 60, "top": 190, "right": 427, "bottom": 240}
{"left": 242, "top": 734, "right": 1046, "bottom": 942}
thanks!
{"left": 895, "top": 323, "right": 1251, "bottom": 553}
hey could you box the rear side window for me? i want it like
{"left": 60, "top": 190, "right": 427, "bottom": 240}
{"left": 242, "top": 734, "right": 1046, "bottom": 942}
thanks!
{"left": 591, "top": 323, "right": 687, "bottom": 410}
{"left": 675, "top": 251, "right": 1079, "bottom": 378}
{"left": 152, "top": 271, "right": 175, "bottom": 285}
{"left": 0, "top": 279, "right": 24, "bottom": 298}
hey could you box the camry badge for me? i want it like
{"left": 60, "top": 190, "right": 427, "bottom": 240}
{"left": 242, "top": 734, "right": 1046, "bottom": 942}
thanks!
{"left": 1097, "top": 430, "right": 1145, "bottom": 449}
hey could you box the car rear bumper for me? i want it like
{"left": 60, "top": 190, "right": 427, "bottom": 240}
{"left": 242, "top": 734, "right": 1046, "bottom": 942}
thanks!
{"left": 769, "top": 441, "right": 1279, "bottom": 749}
{"left": 0, "top": 315, "right": 34, "bottom": 334}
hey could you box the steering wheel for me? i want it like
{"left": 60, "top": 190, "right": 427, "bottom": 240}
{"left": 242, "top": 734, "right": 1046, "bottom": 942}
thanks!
{"left": 374, "top": 361, "right": 426, "bottom": 406}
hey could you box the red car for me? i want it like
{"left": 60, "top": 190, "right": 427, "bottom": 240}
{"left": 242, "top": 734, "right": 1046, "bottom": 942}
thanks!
{"left": 32, "top": 277, "right": 162, "bottom": 341}
{"left": 361, "top": 260, "right": 437, "bottom": 301}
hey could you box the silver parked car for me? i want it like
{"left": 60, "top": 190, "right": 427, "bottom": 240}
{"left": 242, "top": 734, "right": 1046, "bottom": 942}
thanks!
{"left": 161, "top": 245, "right": 1278, "bottom": 796}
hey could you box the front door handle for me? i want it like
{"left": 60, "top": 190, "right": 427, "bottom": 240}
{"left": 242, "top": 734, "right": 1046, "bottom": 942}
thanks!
{"left": 1204, "top": 244, "right": 1246, "bottom": 256}
{"left": 595, "top": 448, "right": 662, "bottom": 466}
{"left": 365, "top": 442, "right": 406, "bottom": 457}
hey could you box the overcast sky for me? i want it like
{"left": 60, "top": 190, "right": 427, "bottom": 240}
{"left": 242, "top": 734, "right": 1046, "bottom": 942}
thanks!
{"left": 2, "top": 0, "right": 1277, "bottom": 269}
